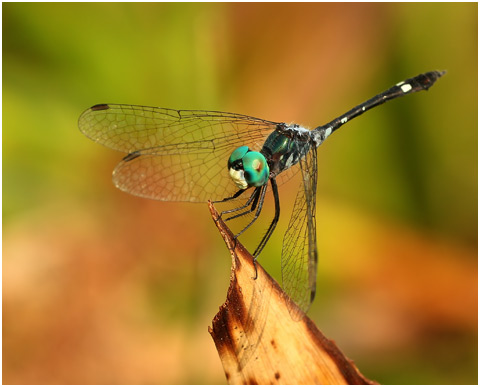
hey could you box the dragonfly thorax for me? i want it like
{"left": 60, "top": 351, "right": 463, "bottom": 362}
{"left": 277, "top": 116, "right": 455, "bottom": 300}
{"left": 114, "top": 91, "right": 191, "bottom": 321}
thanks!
{"left": 261, "top": 129, "right": 311, "bottom": 176}
{"left": 228, "top": 146, "right": 270, "bottom": 189}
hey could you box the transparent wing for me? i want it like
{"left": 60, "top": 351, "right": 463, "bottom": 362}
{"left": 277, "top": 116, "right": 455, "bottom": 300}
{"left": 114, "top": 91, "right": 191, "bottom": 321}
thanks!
{"left": 78, "top": 104, "right": 288, "bottom": 202}
{"left": 280, "top": 142, "right": 318, "bottom": 318}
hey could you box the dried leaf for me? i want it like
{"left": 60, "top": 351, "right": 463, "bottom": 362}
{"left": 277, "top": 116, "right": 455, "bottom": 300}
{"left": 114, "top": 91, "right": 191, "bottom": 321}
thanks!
{"left": 208, "top": 201, "right": 375, "bottom": 385}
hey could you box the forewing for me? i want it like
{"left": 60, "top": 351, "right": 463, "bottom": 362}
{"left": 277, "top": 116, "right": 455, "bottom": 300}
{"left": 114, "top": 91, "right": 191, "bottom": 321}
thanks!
{"left": 112, "top": 151, "right": 247, "bottom": 202}
{"left": 280, "top": 143, "right": 318, "bottom": 318}
{"left": 78, "top": 104, "right": 280, "bottom": 202}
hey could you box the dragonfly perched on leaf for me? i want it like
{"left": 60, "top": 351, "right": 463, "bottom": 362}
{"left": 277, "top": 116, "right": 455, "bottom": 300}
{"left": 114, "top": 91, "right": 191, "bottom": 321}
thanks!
{"left": 79, "top": 70, "right": 445, "bottom": 315}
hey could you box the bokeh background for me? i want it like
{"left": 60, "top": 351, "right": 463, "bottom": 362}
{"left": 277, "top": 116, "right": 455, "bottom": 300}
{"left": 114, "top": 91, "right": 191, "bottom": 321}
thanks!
{"left": 3, "top": 3, "right": 477, "bottom": 384}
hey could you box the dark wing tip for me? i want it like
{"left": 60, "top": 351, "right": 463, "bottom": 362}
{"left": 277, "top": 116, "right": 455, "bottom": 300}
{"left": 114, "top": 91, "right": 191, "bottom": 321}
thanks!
{"left": 78, "top": 104, "right": 111, "bottom": 132}
{"left": 90, "top": 103, "right": 111, "bottom": 111}
{"left": 122, "top": 151, "right": 141, "bottom": 162}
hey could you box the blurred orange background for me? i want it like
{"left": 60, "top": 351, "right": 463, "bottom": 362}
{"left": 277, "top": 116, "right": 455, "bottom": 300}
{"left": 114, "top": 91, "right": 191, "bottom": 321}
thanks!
{"left": 3, "top": 3, "right": 477, "bottom": 384}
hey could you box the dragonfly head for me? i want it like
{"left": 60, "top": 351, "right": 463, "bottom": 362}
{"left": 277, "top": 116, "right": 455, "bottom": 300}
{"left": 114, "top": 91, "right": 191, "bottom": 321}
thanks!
{"left": 228, "top": 146, "right": 269, "bottom": 189}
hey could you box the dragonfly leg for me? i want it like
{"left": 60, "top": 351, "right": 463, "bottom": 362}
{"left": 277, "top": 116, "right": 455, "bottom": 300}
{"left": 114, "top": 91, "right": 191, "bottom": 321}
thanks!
{"left": 215, "top": 186, "right": 267, "bottom": 276}
{"left": 213, "top": 188, "right": 248, "bottom": 221}
{"left": 251, "top": 178, "right": 281, "bottom": 279}
{"left": 212, "top": 188, "right": 246, "bottom": 204}
{"left": 220, "top": 187, "right": 260, "bottom": 220}
{"left": 224, "top": 188, "right": 261, "bottom": 221}
{"left": 253, "top": 178, "right": 280, "bottom": 258}
{"left": 233, "top": 183, "right": 268, "bottom": 240}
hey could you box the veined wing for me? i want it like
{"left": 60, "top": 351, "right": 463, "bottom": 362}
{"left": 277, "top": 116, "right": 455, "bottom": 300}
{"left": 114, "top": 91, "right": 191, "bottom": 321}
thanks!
{"left": 280, "top": 142, "right": 318, "bottom": 319}
{"left": 78, "top": 104, "right": 283, "bottom": 202}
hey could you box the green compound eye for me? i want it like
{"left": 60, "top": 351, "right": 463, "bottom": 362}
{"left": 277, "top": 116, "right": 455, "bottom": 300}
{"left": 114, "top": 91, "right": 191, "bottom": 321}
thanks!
{"left": 228, "top": 147, "right": 269, "bottom": 189}
{"left": 241, "top": 151, "right": 269, "bottom": 187}
{"left": 228, "top": 146, "right": 249, "bottom": 169}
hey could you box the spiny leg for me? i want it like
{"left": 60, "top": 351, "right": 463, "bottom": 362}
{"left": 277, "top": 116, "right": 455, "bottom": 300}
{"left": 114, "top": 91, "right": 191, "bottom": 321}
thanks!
{"left": 224, "top": 188, "right": 262, "bottom": 221}
{"left": 253, "top": 178, "right": 280, "bottom": 257}
{"left": 213, "top": 186, "right": 265, "bottom": 251}
{"left": 234, "top": 183, "right": 268, "bottom": 240}
{"left": 251, "top": 178, "right": 281, "bottom": 279}
{"left": 222, "top": 187, "right": 261, "bottom": 221}
{"left": 213, "top": 188, "right": 246, "bottom": 204}
{"left": 212, "top": 188, "right": 249, "bottom": 222}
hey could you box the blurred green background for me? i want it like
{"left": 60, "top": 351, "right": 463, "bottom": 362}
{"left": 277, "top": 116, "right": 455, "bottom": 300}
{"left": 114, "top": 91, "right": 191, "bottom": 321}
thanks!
{"left": 3, "top": 3, "right": 477, "bottom": 384}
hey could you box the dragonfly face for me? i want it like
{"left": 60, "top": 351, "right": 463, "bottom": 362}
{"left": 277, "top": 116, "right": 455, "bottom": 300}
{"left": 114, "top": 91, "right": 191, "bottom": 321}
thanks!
{"left": 228, "top": 146, "right": 269, "bottom": 189}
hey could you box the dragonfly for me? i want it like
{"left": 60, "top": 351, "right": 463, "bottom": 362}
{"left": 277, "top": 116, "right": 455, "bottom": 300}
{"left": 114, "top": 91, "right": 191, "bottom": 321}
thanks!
{"left": 78, "top": 70, "right": 445, "bottom": 314}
